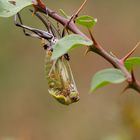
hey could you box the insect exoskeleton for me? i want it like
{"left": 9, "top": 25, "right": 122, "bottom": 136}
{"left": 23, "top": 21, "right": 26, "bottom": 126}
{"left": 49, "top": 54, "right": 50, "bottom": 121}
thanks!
{"left": 45, "top": 49, "right": 80, "bottom": 105}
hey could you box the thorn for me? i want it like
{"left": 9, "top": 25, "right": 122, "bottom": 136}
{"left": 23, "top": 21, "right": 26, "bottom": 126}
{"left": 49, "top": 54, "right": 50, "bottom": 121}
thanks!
{"left": 120, "top": 85, "right": 130, "bottom": 95}
{"left": 62, "top": 0, "right": 87, "bottom": 34}
{"left": 69, "top": 0, "right": 88, "bottom": 22}
{"left": 88, "top": 28, "right": 98, "bottom": 47}
{"left": 131, "top": 70, "right": 136, "bottom": 82}
{"left": 73, "top": 0, "right": 88, "bottom": 20}
{"left": 84, "top": 47, "right": 90, "bottom": 55}
{"left": 121, "top": 41, "right": 140, "bottom": 62}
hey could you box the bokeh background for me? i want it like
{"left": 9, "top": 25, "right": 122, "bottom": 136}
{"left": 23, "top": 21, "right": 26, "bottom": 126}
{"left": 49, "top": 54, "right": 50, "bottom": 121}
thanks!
{"left": 0, "top": 0, "right": 140, "bottom": 140}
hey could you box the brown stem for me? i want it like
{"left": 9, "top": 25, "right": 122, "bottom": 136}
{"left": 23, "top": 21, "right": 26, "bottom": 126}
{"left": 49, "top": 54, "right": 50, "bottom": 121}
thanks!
{"left": 130, "top": 80, "right": 140, "bottom": 93}
{"left": 34, "top": 5, "right": 88, "bottom": 39}
{"left": 34, "top": 1, "right": 140, "bottom": 93}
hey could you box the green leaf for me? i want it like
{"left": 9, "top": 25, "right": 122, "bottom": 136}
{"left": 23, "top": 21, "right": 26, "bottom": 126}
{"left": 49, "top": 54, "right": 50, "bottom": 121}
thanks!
{"left": 0, "top": 0, "right": 32, "bottom": 17}
{"left": 75, "top": 15, "right": 97, "bottom": 28}
{"left": 90, "top": 68, "right": 126, "bottom": 92}
{"left": 52, "top": 34, "right": 93, "bottom": 60}
{"left": 124, "top": 57, "right": 140, "bottom": 71}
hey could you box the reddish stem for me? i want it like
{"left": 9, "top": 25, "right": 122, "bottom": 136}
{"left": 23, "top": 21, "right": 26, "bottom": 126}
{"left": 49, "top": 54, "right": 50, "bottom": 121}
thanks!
{"left": 33, "top": 0, "right": 140, "bottom": 93}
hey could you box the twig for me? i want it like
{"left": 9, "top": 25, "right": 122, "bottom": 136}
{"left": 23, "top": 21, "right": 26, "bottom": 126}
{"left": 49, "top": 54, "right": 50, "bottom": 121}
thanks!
{"left": 33, "top": 0, "right": 140, "bottom": 93}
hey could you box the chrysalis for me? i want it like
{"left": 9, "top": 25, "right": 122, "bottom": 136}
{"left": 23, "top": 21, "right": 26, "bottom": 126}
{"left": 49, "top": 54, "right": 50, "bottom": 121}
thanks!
{"left": 45, "top": 49, "right": 80, "bottom": 105}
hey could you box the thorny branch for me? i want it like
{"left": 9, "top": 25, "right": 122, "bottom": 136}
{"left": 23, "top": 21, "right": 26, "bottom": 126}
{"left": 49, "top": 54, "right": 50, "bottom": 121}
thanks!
{"left": 33, "top": 0, "right": 140, "bottom": 93}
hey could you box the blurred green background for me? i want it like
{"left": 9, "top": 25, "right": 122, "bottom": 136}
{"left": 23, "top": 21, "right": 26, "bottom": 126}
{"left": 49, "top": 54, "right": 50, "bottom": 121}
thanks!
{"left": 0, "top": 0, "right": 140, "bottom": 140}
